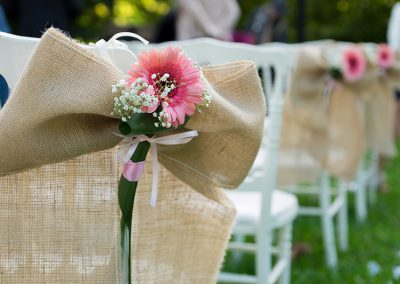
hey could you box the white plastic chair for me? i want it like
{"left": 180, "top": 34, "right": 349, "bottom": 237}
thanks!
{"left": 127, "top": 38, "right": 298, "bottom": 284}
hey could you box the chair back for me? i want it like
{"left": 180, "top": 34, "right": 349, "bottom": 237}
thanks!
{"left": 127, "top": 37, "right": 288, "bottom": 103}
{"left": 0, "top": 32, "right": 38, "bottom": 90}
{"left": 0, "top": 31, "right": 139, "bottom": 90}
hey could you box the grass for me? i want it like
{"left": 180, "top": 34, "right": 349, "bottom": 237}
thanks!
{"left": 221, "top": 139, "right": 400, "bottom": 283}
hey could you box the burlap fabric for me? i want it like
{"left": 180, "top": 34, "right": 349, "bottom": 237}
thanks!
{"left": 278, "top": 45, "right": 365, "bottom": 185}
{"left": 359, "top": 43, "right": 398, "bottom": 157}
{"left": 0, "top": 28, "right": 265, "bottom": 283}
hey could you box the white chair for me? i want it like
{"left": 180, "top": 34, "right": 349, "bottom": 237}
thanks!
{"left": 269, "top": 44, "right": 349, "bottom": 268}
{"left": 1, "top": 32, "right": 298, "bottom": 283}
{"left": 0, "top": 31, "right": 141, "bottom": 90}
{"left": 127, "top": 38, "right": 298, "bottom": 284}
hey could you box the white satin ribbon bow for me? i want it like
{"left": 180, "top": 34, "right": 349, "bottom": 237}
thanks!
{"left": 117, "top": 130, "right": 199, "bottom": 207}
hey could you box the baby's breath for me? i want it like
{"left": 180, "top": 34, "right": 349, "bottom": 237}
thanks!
{"left": 196, "top": 89, "right": 212, "bottom": 112}
{"left": 112, "top": 72, "right": 211, "bottom": 129}
{"left": 111, "top": 79, "right": 158, "bottom": 121}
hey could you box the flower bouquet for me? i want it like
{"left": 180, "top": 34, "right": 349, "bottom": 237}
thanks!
{"left": 376, "top": 44, "right": 395, "bottom": 70}
{"left": 110, "top": 46, "right": 212, "bottom": 282}
{"left": 320, "top": 45, "right": 367, "bottom": 105}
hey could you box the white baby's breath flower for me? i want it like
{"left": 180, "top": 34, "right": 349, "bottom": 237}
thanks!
{"left": 117, "top": 79, "right": 125, "bottom": 87}
{"left": 161, "top": 73, "right": 169, "bottom": 81}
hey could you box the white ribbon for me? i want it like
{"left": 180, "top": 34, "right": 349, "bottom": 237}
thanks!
{"left": 90, "top": 32, "right": 149, "bottom": 67}
{"left": 117, "top": 130, "right": 199, "bottom": 207}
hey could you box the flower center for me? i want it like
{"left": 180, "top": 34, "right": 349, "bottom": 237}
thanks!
{"left": 349, "top": 57, "right": 358, "bottom": 70}
{"left": 151, "top": 72, "right": 178, "bottom": 101}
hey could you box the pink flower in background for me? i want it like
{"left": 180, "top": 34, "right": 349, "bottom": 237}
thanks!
{"left": 342, "top": 47, "right": 366, "bottom": 82}
{"left": 377, "top": 44, "right": 395, "bottom": 69}
{"left": 128, "top": 46, "right": 204, "bottom": 128}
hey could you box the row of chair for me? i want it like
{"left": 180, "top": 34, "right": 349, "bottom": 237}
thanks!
{"left": 0, "top": 32, "right": 381, "bottom": 284}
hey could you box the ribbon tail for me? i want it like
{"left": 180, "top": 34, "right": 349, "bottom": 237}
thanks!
{"left": 323, "top": 79, "right": 335, "bottom": 109}
{"left": 117, "top": 137, "right": 141, "bottom": 163}
{"left": 150, "top": 143, "right": 158, "bottom": 208}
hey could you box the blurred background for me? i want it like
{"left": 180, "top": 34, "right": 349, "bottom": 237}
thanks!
{"left": 0, "top": 0, "right": 397, "bottom": 44}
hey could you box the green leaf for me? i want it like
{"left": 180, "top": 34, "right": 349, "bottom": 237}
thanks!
{"left": 119, "top": 113, "right": 162, "bottom": 136}
{"left": 118, "top": 141, "right": 150, "bottom": 283}
{"left": 119, "top": 113, "right": 192, "bottom": 136}
{"left": 328, "top": 67, "right": 343, "bottom": 81}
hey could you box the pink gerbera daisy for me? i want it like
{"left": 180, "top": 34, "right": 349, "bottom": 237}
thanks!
{"left": 127, "top": 46, "right": 204, "bottom": 128}
{"left": 377, "top": 44, "right": 395, "bottom": 69}
{"left": 342, "top": 47, "right": 366, "bottom": 82}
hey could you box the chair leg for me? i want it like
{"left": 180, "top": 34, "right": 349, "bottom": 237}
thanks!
{"left": 368, "top": 151, "right": 379, "bottom": 205}
{"left": 355, "top": 161, "right": 368, "bottom": 222}
{"left": 368, "top": 174, "right": 378, "bottom": 205}
{"left": 232, "top": 234, "right": 245, "bottom": 265}
{"left": 257, "top": 228, "right": 272, "bottom": 284}
{"left": 337, "top": 180, "right": 349, "bottom": 251}
{"left": 278, "top": 223, "right": 292, "bottom": 284}
{"left": 320, "top": 172, "right": 338, "bottom": 268}
{"left": 355, "top": 178, "right": 367, "bottom": 222}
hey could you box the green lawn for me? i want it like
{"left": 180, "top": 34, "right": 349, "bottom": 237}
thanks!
{"left": 221, "top": 140, "right": 400, "bottom": 284}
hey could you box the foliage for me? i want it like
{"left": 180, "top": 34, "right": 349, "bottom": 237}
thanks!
{"left": 288, "top": 0, "right": 396, "bottom": 43}
{"left": 74, "top": 0, "right": 171, "bottom": 40}
{"left": 74, "top": 0, "right": 397, "bottom": 43}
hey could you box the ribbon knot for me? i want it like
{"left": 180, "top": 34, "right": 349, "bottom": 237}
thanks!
{"left": 117, "top": 130, "right": 198, "bottom": 207}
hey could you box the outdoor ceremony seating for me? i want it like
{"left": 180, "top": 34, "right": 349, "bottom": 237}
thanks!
{"left": 0, "top": 27, "right": 398, "bottom": 283}
{"left": 275, "top": 41, "right": 398, "bottom": 269}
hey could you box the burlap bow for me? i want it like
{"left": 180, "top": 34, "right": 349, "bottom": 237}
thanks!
{"left": 279, "top": 44, "right": 365, "bottom": 184}
{"left": 0, "top": 28, "right": 265, "bottom": 283}
{"left": 360, "top": 44, "right": 398, "bottom": 157}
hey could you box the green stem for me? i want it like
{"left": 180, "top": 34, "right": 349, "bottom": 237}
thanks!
{"left": 118, "top": 141, "right": 150, "bottom": 284}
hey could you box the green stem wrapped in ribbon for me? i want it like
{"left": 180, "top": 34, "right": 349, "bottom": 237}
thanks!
{"left": 118, "top": 140, "right": 150, "bottom": 284}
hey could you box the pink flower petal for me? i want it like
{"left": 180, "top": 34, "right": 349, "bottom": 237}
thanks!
{"left": 127, "top": 46, "right": 205, "bottom": 127}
